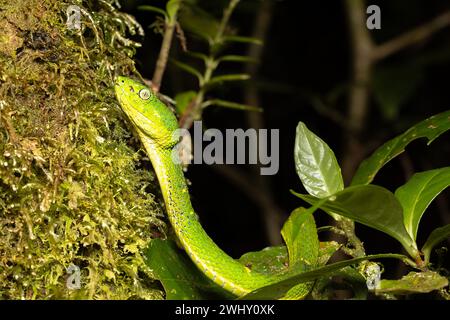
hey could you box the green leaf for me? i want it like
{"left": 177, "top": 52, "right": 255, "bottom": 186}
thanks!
{"left": 144, "top": 239, "right": 230, "bottom": 300}
{"left": 206, "top": 74, "right": 250, "bottom": 87}
{"left": 239, "top": 253, "right": 409, "bottom": 300}
{"left": 185, "top": 51, "right": 209, "bottom": 63}
{"left": 171, "top": 59, "right": 204, "bottom": 83}
{"left": 281, "top": 208, "right": 319, "bottom": 269}
{"left": 294, "top": 122, "right": 344, "bottom": 198}
{"left": 351, "top": 110, "right": 450, "bottom": 186}
{"left": 293, "top": 185, "right": 419, "bottom": 259}
{"left": 238, "top": 246, "right": 288, "bottom": 275}
{"left": 280, "top": 208, "right": 319, "bottom": 300}
{"left": 238, "top": 241, "right": 340, "bottom": 277}
{"left": 422, "top": 224, "right": 450, "bottom": 264}
{"left": 138, "top": 5, "right": 168, "bottom": 19}
{"left": 223, "top": 35, "right": 263, "bottom": 45}
{"left": 376, "top": 271, "right": 448, "bottom": 295}
{"left": 217, "top": 55, "right": 256, "bottom": 63}
{"left": 166, "top": 0, "right": 182, "bottom": 23}
{"left": 395, "top": 167, "right": 450, "bottom": 241}
{"left": 317, "top": 241, "right": 341, "bottom": 266}
{"left": 201, "top": 99, "right": 262, "bottom": 112}
{"left": 178, "top": 4, "right": 220, "bottom": 42}
{"left": 174, "top": 91, "right": 197, "bottom": 114}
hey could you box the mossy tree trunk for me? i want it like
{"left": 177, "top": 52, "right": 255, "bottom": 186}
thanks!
{"left": 0, "top": 0, "right": 165, "bottom": 299}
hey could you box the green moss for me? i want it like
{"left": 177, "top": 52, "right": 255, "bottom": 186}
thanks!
{"left": 0, "top": 0, "right": 165, "bottom": 299}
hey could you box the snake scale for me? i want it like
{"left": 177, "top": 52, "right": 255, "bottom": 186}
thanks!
{"left": 114, "top": 76, "right": 313, "bottom": 299}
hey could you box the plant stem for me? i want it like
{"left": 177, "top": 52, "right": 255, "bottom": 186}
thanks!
{"left": 152, "top": 3, "right": 182, "bottom": 92}
{"left": 179, "top": 0, "right": 240, "bottom": 129}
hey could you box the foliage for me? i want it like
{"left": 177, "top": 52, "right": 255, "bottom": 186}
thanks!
{"left": 139, "top": 0, "right": 261, "bottom": 127}
{"left": 137, "top": 1, "right": 450, "bottom": 300}
{"left": 292, "top": 113, "right": 450, "bottom": 297}
{"left": 0, "top": 0, "right": 165, "bottom": 299}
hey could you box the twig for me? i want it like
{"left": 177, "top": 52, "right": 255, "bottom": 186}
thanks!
{"left": 179, "top": 0, "right": 241, "bottom": 129}
{"left": 213, "top": 0, "right": 240, "bottom": 46}
{"left": 342, "top": 0, "right": 374, "bottom": 183}
{"left": 373, "top": 11, "right": 450, "bottom": 61}
{"left": 152, "top": 3, "right": 182, "bottom": 92}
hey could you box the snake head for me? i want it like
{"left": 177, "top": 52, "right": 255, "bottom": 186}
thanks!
{"left": 114, "top": 76, "right": 179, "bottom": 148}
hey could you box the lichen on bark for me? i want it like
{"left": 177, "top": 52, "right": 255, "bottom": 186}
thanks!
{"left": 0, "top": 0, "right": 165, "bottom": 299}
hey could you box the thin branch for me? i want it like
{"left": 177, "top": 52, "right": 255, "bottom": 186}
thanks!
{"left": 373, "top": 11, "right": 450, "bottom": 61}
{"left": 179, "top": 0, "right": 240, "bottom": 129}
{"left": 214, "top": 0, "right": 240, "bottom": 45}
{"left": 152, "top": 4, "right": 182, "bottom": 92}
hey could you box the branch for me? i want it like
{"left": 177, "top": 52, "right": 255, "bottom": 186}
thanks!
{"left": 152, "top": 5, "right": 182, "bottom": 92}
{"left": 179, "top": 0, "right": 241, "bottom": 129}
{"left": 373, "top": 11, "right": 450, "bottom": 61}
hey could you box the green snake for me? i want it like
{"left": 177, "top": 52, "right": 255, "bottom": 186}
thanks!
{"left": 114, "top": 76, "right": 310, "bottom": 298}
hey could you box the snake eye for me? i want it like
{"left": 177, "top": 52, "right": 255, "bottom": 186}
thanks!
{"left": 139, "top": 88, "right": 151, "bottom": 100}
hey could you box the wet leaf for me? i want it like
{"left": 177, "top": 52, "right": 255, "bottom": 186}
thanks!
{"left": 375, "top": 271, "right": 448, "bottom": 295}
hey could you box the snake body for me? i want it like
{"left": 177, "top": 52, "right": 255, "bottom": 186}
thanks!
{"left": 114, "top": 76, "right": 308, "bottom": 297}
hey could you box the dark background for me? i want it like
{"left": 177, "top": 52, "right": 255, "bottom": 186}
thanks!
{"left": 123, "top": 0, "right": 450, "bottom": 275}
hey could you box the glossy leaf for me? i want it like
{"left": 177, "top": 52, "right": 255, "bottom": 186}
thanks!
{"left": 201, "top": 99, "right": 262, "bottom": 112}
{"left": 293, "top": 185, "right": 419, "bottom": 259}
{"left": 395, "top": 167, "right": 450, "bottom": 240}
{"left": 351, "top": 110, "right": 450, "bottom": 186}
{"left": 422, "top": 224, "right": 450, "bottom": 264}
{"left": 240, "top": 254, "right": 409, "bottom": 300}
{"left": 376, "top": 271, "right": 448, "bottom": 295}
{"left": 294, "top": 122, "right": 344, "bottom": 198}
{"left": 144, "top": 239, "right": 230, "bottom": 300}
